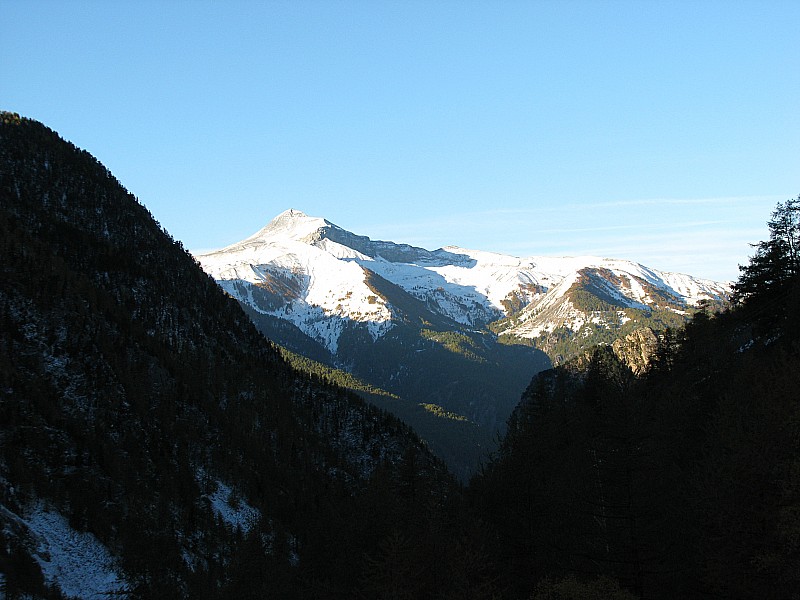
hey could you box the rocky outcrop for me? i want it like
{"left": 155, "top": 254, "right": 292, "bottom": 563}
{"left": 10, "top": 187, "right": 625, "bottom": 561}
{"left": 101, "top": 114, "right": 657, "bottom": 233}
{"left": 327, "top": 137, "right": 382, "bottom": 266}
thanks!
{"left": 612, "top": 327, "right": 659, "bottom": 375}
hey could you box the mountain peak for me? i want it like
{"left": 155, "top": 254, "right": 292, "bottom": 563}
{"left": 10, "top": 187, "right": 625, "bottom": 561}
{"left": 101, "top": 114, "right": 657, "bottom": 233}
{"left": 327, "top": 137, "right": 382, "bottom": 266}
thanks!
{"left": 208, "top": 209, "right": 331, "bottom": 253}
{"left": 264, "top": 208, "right": 324, "bottom": 232}
{"left": 277, "top": 208, "right": 308, "bottom": 219}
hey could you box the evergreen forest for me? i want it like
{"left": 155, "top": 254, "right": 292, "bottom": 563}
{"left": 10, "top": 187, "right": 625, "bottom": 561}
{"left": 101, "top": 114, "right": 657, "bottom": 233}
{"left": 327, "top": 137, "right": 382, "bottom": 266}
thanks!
{"left": 1, "top": 112, "right": 799, "bottom": 599}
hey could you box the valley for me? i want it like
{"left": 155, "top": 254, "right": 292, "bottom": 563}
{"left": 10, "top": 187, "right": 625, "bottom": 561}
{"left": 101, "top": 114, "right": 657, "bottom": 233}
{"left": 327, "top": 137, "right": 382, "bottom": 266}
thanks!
{"left": 4, "top": 113, "right": 795, "bottom": 600}
{"left": 197, "top": 209, "right": 729, "bottom": 476}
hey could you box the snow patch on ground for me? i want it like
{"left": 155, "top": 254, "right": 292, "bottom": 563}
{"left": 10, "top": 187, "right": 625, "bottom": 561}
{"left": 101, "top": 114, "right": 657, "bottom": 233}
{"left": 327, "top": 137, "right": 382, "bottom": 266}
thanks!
{"left": 208, "top": 480, "right": 260, "bottom": 533}
{"left": 25, "top": 505, "right": 126, "bottom": 599}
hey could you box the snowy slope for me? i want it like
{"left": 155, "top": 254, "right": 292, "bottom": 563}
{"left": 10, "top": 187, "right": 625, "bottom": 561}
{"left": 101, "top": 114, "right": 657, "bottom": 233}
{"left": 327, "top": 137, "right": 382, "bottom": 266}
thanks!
{"left": 196, "top": 209, "right": 730, "bottom": 351}
{"left": 199, "top": 210, "right": 394, "bottom": 353}
{"left": 0, "top": 503, "right": 128, "bottom": 599}
{"left": 207, "top": 480, "right": 261, "bottom": 534}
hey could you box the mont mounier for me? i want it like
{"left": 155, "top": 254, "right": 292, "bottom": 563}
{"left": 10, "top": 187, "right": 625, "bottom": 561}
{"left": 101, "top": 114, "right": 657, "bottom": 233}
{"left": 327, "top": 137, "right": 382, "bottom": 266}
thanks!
{"left": 197, "top": 209, "right": 729, "bottom": 476}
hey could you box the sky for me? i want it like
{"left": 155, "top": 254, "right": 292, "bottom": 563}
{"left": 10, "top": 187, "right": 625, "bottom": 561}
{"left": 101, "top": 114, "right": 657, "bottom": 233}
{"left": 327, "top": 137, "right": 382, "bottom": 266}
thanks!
{"left": 3, "top": 1, "right": 798, "bottom": 282}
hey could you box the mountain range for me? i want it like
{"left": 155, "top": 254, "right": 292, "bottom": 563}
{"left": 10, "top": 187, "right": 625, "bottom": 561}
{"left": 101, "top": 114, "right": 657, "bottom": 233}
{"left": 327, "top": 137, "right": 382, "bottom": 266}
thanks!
{"left": 4, "top": 112, "right": 798, "bottom": 599}
{"left": 199, "top": 209, "right": 728, "bottom": 353}
{"left": 197, "top": 209, "right": 729, "bottom": 476}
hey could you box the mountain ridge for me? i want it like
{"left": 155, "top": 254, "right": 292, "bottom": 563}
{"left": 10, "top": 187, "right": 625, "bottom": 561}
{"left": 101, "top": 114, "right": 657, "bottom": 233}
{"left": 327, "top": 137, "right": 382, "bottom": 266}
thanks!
{"left": 198, "top": 209, "right": 729, "bottom": 355}
{"left": 197, "top": 210, "right": 728, "bottom": 476}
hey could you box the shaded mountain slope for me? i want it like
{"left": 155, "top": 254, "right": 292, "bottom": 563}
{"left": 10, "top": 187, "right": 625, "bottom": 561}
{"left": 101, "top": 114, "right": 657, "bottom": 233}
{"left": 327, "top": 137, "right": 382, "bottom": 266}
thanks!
{"left": 470, "top": 212, "right": 800, "bottom": 600}
{"left": 278, "top": 346, "right": 490, "bottom": 483}
{"left": 197, "top": 209, "right": 728, "bottom": 478}
{"left": 0, "top": 113, "right": 457, "bottom": 598}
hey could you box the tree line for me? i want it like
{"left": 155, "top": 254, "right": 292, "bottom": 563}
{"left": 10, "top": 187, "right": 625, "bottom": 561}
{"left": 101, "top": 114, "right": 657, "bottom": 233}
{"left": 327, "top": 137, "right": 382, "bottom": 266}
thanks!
{"left": 470, "top": 196, "right": 800, "bottom": 598}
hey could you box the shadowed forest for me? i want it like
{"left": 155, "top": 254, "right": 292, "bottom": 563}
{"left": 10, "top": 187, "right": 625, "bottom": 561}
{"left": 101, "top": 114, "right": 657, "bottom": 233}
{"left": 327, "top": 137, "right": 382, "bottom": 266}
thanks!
{"left": 1, "top": 113, "right": 799, "bottom": 599}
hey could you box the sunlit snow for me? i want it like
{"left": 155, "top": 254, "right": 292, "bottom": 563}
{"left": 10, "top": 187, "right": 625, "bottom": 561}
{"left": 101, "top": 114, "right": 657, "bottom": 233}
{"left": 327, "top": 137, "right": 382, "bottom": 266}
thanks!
{"left": 196, "top": 210, "right": 731, "bottom": 347}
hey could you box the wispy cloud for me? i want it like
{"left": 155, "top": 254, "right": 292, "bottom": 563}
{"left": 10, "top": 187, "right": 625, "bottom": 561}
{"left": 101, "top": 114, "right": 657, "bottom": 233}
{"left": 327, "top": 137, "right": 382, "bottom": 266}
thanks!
{"left": 361, "top": 195, "right": 780, "bottom": 282}
{"left": 437, "top": 195, "right": 783, "bottom": 219}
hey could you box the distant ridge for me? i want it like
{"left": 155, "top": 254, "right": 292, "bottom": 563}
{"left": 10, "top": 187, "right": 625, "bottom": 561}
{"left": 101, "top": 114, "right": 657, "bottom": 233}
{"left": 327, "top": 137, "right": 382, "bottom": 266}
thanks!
{"left": 199, "top": 209, "right": 729, "bottom": 353}
{"left": 197, "top": 209, "right": 729, "bottom": 476}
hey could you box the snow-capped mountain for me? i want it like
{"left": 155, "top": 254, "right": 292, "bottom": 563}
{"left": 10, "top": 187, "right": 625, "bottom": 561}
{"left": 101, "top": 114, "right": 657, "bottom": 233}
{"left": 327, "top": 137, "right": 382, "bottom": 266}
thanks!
{"left": 196, "top": 209, "right": 729, "bottom": 479}
{"left": 197, "top": 209, "right": 729, "bottom": 357}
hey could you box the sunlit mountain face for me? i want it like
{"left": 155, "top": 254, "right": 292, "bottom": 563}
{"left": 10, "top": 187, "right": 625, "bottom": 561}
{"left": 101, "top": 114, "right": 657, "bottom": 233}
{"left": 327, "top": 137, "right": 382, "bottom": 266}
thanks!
{"left": 197, "top": 209, "right": 729, "bottom": 477}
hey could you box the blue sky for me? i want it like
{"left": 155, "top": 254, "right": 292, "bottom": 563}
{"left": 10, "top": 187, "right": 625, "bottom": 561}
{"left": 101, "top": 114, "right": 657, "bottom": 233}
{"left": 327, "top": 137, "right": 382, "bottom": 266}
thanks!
{"left": 4, "top": 1, "right": 798, "bottom": 281}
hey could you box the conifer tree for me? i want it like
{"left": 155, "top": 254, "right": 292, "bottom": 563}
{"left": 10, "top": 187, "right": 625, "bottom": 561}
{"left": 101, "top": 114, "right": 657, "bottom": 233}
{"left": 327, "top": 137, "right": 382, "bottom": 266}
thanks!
{"left": 734, "top": 195, "right": 800, "bottom": 303}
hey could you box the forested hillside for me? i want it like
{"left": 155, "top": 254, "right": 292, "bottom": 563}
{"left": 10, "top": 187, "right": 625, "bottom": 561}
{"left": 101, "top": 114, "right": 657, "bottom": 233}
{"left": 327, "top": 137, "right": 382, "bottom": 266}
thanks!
{"left": 0, "top": 113, "right": 480, "bottom": 599}
{"left": 2, "top": 112, "right": 796, "bottom": 599}
{"left": 470, "top": 197, "right": 800, "bottom": 598}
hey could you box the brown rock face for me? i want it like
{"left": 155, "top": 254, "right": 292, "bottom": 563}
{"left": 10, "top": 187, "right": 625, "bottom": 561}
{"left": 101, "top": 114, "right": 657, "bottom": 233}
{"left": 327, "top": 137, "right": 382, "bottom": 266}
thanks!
{"left": 611, "top": 327, "right": 659, "bottom": 375}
